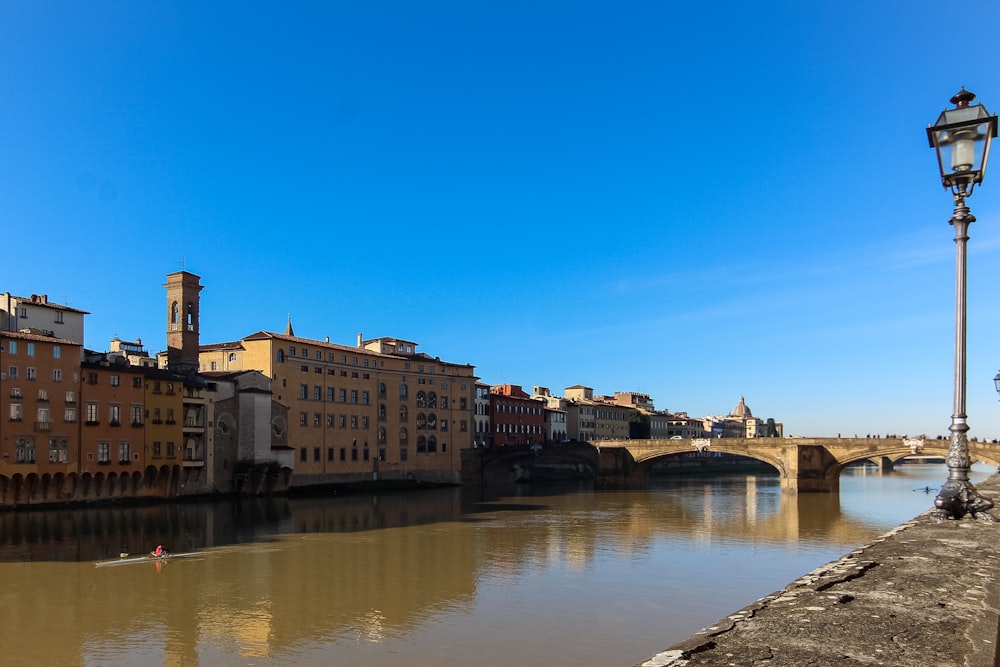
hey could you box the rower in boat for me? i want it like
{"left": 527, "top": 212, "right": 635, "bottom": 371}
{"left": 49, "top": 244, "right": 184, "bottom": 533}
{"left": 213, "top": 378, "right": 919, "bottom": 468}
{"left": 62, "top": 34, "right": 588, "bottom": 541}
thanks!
{"left": 151, "top": 544, "right": 169, "bottom": 558}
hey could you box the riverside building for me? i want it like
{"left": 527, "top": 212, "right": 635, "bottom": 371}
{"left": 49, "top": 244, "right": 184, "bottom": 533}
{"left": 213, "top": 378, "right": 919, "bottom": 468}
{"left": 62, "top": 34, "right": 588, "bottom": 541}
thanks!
{"left": 199, "top": 329, "right": 477, "bottom": 487}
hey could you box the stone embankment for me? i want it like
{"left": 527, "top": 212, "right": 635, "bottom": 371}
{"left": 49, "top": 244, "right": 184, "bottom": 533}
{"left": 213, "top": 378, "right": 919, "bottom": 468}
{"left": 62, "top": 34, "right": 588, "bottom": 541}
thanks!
{"left": 637, "top": 475, "right": 1000, "bottom": 667}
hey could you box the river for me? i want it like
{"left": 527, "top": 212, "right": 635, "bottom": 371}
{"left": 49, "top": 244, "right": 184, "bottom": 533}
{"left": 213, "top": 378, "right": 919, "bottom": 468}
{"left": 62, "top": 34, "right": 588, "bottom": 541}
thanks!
{"left": 0, "top": 463, "right": 991, "bottom": 667}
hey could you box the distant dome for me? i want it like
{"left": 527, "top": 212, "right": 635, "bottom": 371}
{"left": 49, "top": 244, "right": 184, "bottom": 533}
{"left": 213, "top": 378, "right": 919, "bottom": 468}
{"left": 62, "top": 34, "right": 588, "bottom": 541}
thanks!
{"left": 731, "top": 396, "right": 752, "bottom": 418}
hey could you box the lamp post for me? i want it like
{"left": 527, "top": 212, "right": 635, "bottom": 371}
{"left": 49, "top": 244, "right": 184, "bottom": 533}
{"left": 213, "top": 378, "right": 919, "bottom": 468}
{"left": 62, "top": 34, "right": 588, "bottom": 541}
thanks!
{"left": 926, "top": 88, "right": 999, "bottom": 520}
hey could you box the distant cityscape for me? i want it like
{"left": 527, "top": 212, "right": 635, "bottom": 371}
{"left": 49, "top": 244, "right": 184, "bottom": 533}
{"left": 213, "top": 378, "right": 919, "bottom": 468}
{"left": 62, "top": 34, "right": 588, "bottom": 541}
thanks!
{"left": 0, "top": 271, "right": 782, "bottom": 508}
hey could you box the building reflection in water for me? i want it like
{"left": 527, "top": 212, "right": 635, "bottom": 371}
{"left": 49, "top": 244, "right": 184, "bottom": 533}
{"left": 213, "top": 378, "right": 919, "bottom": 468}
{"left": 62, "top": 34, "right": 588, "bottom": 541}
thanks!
{"left": 0, "top": 471, "right": 953, "bottom": 667}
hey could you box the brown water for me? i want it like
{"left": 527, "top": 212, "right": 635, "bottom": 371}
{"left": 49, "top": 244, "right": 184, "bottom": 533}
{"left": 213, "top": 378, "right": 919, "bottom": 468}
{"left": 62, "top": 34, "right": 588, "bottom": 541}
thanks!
{"left": 0, "top": 464, "right": 987, "bottom": 666}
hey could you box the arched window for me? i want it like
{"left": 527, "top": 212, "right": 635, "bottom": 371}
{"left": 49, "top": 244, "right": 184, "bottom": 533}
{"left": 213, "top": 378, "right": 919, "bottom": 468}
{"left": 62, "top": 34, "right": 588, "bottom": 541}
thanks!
{"left": 378, "top": 427, "right": 386, "bottom": 442}
{"left": 416, "top": 413, "right": 427, "bottom": 430}
{"left": 399, "top": 427, "right": 408, "bottom": 444}
{"left": 276, "top": 349, "right": 285, "bottom": 362}
{"left": 378, "top": 382, "right": 386, "bottom": 397}
{"left": 416, "top": 391, "right": 426, "bottom": 408}
{"left": 400, "top": 405, "right": 408, "bottom": 421}
{"left": 170, "top": 302, "right": 179, "bottom": 329}
{"left": 426, "top": 413, "right": 437, "bottom": 430}
{"left": 427, "top": 392, "right": 437, "bottom": 409}
{"left": 399, "top": 383, "right": 408, "bottom": 399}
{"left": 427, "top": 436, "right": 437, "bottom": 453}
{"left": 417, "top": 435, "right": 427, "bottom": 453}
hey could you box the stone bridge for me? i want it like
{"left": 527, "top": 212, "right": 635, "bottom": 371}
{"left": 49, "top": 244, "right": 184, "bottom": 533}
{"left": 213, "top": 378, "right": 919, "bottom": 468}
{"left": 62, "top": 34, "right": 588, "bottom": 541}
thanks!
{"left": 596, "top": 436, "right": 1000, "bottom": 492}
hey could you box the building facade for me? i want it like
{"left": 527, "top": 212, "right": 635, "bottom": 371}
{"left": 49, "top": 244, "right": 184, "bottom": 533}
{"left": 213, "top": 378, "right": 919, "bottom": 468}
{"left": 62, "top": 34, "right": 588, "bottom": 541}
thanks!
{"left": 199, "top": 330, "right": 477, "bottom": 486}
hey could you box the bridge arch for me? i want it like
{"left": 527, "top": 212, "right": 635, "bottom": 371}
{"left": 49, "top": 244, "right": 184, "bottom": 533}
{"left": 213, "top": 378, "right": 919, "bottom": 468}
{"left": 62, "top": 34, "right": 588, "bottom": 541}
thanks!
{"left": 594, "top": 437, "right": 1000, "bottom": 492}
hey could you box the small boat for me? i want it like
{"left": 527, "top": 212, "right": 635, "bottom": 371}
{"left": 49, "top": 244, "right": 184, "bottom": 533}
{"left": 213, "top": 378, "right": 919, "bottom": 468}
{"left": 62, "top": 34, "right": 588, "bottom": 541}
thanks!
{"left": 95, "top": 551, "right": 208, "bottom": 567}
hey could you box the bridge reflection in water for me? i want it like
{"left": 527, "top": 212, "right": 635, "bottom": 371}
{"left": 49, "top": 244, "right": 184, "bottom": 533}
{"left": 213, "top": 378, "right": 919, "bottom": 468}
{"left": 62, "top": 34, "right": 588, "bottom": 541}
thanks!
{"left": 0, "top": 466, "right": 990, "bottom": 667}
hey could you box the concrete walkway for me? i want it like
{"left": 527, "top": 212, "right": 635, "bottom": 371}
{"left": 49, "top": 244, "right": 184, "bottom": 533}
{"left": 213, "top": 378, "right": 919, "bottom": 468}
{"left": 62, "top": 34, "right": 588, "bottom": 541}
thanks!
{"left": 636, "top": 475, "right": 1000, "bottom": 667}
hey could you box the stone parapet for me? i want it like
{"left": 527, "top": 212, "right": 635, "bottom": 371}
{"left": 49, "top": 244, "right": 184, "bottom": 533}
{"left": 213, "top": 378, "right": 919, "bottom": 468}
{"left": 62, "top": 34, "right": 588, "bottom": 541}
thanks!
{"left": 637, "top": 474, "right": 1000, "bottom": 667}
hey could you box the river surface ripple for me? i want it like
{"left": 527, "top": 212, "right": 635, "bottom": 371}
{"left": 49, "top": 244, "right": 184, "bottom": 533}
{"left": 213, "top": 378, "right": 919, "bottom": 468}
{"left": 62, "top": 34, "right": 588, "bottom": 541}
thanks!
{"left": 0, "top": 463, "right": 989, "bottom": 667}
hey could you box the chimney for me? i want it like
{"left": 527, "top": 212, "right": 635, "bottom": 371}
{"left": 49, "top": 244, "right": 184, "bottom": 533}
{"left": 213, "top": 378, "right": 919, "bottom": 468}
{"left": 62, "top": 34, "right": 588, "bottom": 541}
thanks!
{"left": 357, "top": 332, "right": 363, "bottom": 347}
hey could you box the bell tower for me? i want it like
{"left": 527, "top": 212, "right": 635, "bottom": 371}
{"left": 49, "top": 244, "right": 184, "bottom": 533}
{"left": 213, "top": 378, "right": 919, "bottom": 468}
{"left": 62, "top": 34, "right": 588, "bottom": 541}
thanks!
{"left": 164, "top": 271, "right": 203, "bottom": 373}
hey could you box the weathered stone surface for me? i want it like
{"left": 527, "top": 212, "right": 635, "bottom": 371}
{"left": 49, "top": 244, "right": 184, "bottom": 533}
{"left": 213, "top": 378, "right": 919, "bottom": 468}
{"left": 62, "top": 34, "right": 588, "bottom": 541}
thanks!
{"left": 636, "top": 475, "right": 1000, "bottom": 667}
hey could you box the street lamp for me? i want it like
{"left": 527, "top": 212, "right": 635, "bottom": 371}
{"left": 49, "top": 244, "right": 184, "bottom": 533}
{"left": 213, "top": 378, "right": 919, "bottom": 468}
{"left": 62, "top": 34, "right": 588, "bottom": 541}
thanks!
{"left": 994, "top": 370, "right": 1000, "bottom": 397}
{"left": 926, "top": 88, "right": 999, "bottom": 520}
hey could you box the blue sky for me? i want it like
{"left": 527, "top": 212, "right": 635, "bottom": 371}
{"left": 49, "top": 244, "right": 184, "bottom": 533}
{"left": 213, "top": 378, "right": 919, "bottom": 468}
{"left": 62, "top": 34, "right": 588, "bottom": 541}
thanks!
{"left": 3, "top": 1, "right": 1000, "bottom": 438}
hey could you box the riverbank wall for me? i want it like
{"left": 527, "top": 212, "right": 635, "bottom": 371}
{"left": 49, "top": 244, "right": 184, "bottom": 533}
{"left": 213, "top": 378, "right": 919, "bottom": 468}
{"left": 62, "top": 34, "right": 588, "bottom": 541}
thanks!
{"left": 637, "top": 474, "right": 1000, "bottom": 666}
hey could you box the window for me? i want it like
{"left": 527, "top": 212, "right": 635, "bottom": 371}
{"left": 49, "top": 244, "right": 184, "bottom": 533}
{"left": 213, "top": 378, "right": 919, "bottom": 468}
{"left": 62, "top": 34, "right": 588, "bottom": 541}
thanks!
{"left": 7, "top": 341, "right": 15, "bottom": 354}
{"left": 327, "top": 387, "right": 335, "bottom": 401}
{"left": 86, "top": 403, "right": 99, "bottom": 424}
{"left": 64, "top": 406, "right": 76, "bottom": 422}
{"left": 340, "top": 447, "right": 346, "bottom": 461}
{"left": 132, "top": 377, "right": 142, "bottom": 388}
{"left": 277, "top": 349, "right": 285, "bottom": 362}
{"left": 378, "top": 382, "right": 386, "bottom": 397}
{"left": 315, "top": 350, "right": 322, "bottom": 360}
{"left": 314, "top": 386, "right": 321, "bottom": 401}
{"left": 460, "top": 397, "right": 467, "bottom": 410}
{"left": 153, "top": 441, "right": 162, "bottom": 458}
{"left": 48, "top": 438, "right": 68, "bottom": 463}
{"left": 27, "top": 343, "right": 35, "bottom": 356}
{"left": 97, "top": 442, "right": 110, "bottom": 463}
{"left": 131, "top": 405, "right": 143, "bottom": 425}
{"left": 328, "top": 447, "right": 334, "bottom": 461}
{"left": 314, "top": 413, "right": 321, "bottom": 427}
{"left": 351, "top": 415, "right": 358, "bottom": 429}
{"left": 399, "top": 383, "right": 408, "bottom": 398}
{"left": 362, "top": 416, "right": 369, "bottom": 429}
{"left": 350, "top": 390, "right": 358, "bottom": 404}
{"left": 15, "top": 438, "right": 35, "bottom": 463}
{"left": 165, "top": 408, "right": 175, "bottom": 424}
{"left": 289, "top": 346, "right": 296, "bottom": 356}
{"left": 26, "top": 367, "right": 36, "bottom": 380}
{"left": 361, "top": 391, "right": 370, "bottom": 405}
{"left": 327, "top": 414, "right": 335, "bottom": 427}
{"left": 110, "top": 374, "right": 120, "bottom": 386}
{"left": 119, "top": 442, "right": 131, "bottom": 464}
{"left": 109, "top": 405, "right": 121, "bottom": 425}
{"left": 229, "top": 352, "right": 238, "bottom": 362}
{"left": 313, "top": 447, "right": 320, "bottom": 462}
{"left": 299, "top": 384, "right": 308, "bottom": 399}
{"left": 339, "top": 388, "right": 347, "bottom": 403}
{"left": 53, "top": 345, "right": 61, "bottom": 359}
{"left": 300, "top": 447, "right": 307, "bottom": 462}
{"left": 7, "top": 366, "right": 16, "bottom": 379}
{"left": 339, "top": 414, "right": 347, "bottom": 428}
{"left": 167, "top": 442, "right": 175, "bottom": 457}
{"left": 55, "top": 311, "right": 63, "bottom": 323}
{"left": 52, "top": 369, "right": 61, "bottom": 382}
{"left": 400, "top": 405, "right": 408, "bottom": 421}
{"left": 299, "top": 412, "right": 307, "bottom": 426}
{"left": 9, "top": 403, "right": 22, "bottom": 421}
{"left": 460, "top": 420, "right": 468, "bottom": 432}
